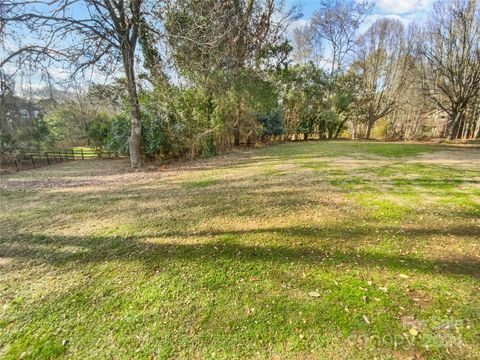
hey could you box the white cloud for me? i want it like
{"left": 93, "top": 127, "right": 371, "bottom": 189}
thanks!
{"left": 48, "top": 67, "right": 70, "bottom": 81}
{"left": 359, "top": 14, "right": 412, "bottom": 34}
{"left": 3, "top": 37, "right": 20, "bottom": 52}
{"left": 285, "top": 18, "right": 311, "bottom": 43}
{"left": 377, "top": 0, "right": 433, "bottom": 14}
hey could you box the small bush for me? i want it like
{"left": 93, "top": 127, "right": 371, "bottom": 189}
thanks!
{"left": 87, "top": 113, "right": 111, "bottom": 150}
{"left": 106, "top": 113, "right": 131, "bottom": 155}
{"left": 0, "top": 131, "right": 16, "bottom": 153}
{"left": 201, "top": 133, "right": 217, "bottom": 158}
{"left": 256, "top": 108, "right": 284, "bottom": 141}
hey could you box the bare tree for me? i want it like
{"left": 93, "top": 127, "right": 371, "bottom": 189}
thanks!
{"left": 310, "top": 0, "right": 374, "bottom": 75}
{"left": 418, "top": 0, "right": 480, "bottom": 140}
{"left": 353, "top": 18, "right": 411, "bottom": 139}
{"left": 292, "top": 26, "right": 312, "bottom": 65}
{"left": 0, "top": 0, "right": 162, "bottom": 167}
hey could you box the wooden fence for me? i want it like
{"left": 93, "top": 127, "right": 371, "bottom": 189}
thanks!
{"left": 1, "top": 148, "right": 124, "bottom": 172}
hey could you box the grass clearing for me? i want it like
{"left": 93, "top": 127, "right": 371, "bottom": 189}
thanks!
{"left": 1, "top": 141, "right": 479, "bottom": 359}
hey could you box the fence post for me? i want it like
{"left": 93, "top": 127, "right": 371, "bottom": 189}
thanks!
{"left": 45, "top": 152, "right": 50, "bottom": 165}
{"left": 30, "top": 154, "right": 35, "bottom": 168}
{"left": 15, "top": 159, "right": 19, "bottom": 171}
{"left": 81, "top": 149, "right": 84, "bottom": 160}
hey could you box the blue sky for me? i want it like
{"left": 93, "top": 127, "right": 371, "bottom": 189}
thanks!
{"left": 285, "top": 0, "right": 433, "bottom": 27}
{"left": 3, "top": 0, "right": 435, "bottom": 94}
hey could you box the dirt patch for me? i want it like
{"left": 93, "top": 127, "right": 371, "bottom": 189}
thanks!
{"left": 410, "top": 149, "right": 480, "bottom": 170}
{"left": 0, "top": 161, "right": 184, "bottom": 191}
{"left": 274, "top": 163, "right": 298, "bottom": 171}
{"left": 331, "top": 156, "right": 390, "bottom": 170}
{"left": 407, "top": 289, "right": 431, "bottom": 309}
{"left": 0, "top": 257, "right": 12, "bottom": 267}
{"left": 400, "top": 315, "right": 424, "bottom": 329}
{"left": 0, "top": 149, "right": 269, "bottom": 191}
{"left": 0, "top": 171, "right": 168, "bottom": 191}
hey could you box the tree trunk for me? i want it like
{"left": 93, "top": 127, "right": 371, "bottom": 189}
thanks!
{"left": 365, "top": 119, "right": 374, "bottom": 139}
{"left": 233, "top": 99, "right": 241, "bottom": 146}
{"left": 462, "top": 117, "right": 470, "bottom": 139}
{"left": 206, "top": 92, "right": 214, "bottom": 125}
{"left": 334, "top": 118, "right": 348, "bottom": 139}
{"left": 122, "top": 47, "right": 142, "bottom": 168}
{"left": 474, "top": 108, "right": 480, "bottom": 139}
{"left": 233, "top": 123, "right": 240, "bottom": 146}
{"left": 456, "top": 115, "right": 464, "bottom": 140}
{"left": 447, "top": 111, "right": 461, "bottom": 141}
{"left": 475, "top": 116, "right": 480, "bottom": 139}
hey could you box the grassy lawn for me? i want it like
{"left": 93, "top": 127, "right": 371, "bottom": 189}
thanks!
{"left": 1, "top": 141, "right": 479, "bottom": 359}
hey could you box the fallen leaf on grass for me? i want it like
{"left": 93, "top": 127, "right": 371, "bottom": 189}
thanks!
{"left": 409, "top": 328, "right": 419, "bottom": 336}
{"left": 308, "top": 291, "right": 321, "bottom": 297}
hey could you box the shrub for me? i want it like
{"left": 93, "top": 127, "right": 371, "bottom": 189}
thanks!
{"left": 87, "top": 113, "right": 111, "bottom": 150}
{"left": 106, "top": 113, "right": 130, "bottom": 155}
{"left": 320, "top": 110, "right": 339, "bottom": 138}
{"left": 201, "top": 133, "right": 217, "bottom": 158}
{"left": 256, "top": 108, "right": 284, "bottom": 141}
{"left": 0, "top": 131, "right": 16, "bottom": 153}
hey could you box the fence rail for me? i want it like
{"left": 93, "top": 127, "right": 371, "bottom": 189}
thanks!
{"left": 1, "top": 148, "right": 124, "bottom": 172}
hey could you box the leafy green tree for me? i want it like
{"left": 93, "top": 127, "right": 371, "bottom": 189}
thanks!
{"left": 281, "top": 64, "right": 327, "bottom": 139}
{"left": 165, "top": 0, "right": 295, "bottom": 147}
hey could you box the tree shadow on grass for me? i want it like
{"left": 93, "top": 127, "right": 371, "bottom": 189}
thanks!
{"left": 2, "top": 226, "right": 479, "bottom": 279}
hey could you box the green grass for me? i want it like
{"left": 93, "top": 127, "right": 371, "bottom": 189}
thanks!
{"left": 1, "top": 141, "right": 479, "bottom": 359}
{"left": 183, "top": 178, "right": 219, "bottom": 189}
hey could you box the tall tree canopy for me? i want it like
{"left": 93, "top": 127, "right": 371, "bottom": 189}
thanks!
{"left": 353, "top": 18, "right": 412, "bottom": 139}
{"left": 1, "top": 0, "right": 163, "bottom": 167}
{"left": 418, "top": 0, "right": 480, "bottom": 139}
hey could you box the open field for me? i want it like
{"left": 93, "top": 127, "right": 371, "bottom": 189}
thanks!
{"left": 1, "top": 141, "right": 479, "bottom": 359}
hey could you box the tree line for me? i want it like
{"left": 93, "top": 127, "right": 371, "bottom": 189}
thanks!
{"left": 1, "top": 0, "right": 479, "bottom": 167}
